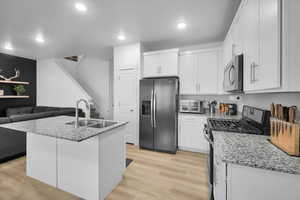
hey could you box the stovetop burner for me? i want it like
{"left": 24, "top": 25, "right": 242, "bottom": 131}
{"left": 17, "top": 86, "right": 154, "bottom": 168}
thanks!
{"left": 208, "top": 118, "right": 263, "bottom": 135}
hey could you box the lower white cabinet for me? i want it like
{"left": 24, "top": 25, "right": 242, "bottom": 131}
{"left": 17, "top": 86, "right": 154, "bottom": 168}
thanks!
{"left": 226, "top": 164, "right": 300, "bottom": 200}
{"left": 214, "top": 162, "right": 300, "bottom": 200}
{"left": 178, "top": 114, "right": 208, "bottom": 153}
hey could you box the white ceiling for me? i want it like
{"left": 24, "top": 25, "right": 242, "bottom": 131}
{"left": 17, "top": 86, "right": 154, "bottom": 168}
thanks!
{"left": 0, "top": 0, "right": 241, "bottom": 60}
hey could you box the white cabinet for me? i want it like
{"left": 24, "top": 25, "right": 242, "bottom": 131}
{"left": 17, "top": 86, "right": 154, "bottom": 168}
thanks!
{"left": 26, "top": 133, "right": 57, "bottom": 187}
{"left": 113, "top": 43, "right": 141, "bottom": 145}
{"left": 227, "top": 164, "right": 300, "bottom": 200}
{"left": 179, "top": 54, "right": 198, "bottom": 94}
{"left": 197, "top": 50, "right": 220, "bottom": 94}
{"left": 178, "top": 114, "right": 208, "bottom": 153}
{"left": 143, "top": 49, "right": 179, "bottom": 77}
{"left": 179, "top": 48, "right": 220, "bottom": 95}
{"left": 243, "top": 0, "right": 281, "bottom": 91}
{"left": 114, "top": 44, "right": 140, "bottom": 70}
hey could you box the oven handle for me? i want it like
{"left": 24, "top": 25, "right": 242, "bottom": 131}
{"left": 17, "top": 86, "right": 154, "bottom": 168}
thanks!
{"left": 203, "top": 126, "right": 213, "bottom": 145}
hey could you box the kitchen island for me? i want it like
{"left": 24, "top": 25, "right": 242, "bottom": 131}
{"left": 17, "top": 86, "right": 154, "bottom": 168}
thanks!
{"left": 0, "top": 116, "right": 128, "bottom": 200}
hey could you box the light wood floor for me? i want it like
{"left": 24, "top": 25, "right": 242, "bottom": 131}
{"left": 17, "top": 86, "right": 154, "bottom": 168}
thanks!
{"left": 0, "top": 145, "right": 208, "bottom": 200}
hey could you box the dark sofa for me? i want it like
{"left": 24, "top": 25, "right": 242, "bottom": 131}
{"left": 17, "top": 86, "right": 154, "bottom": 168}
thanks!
{"left": 0, "top": 106, "right": 83, "bottom": 164}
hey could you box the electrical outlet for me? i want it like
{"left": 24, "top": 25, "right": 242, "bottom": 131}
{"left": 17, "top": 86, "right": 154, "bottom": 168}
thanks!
{"left": 229, "top": 95, "right": 242, "bottom": 101}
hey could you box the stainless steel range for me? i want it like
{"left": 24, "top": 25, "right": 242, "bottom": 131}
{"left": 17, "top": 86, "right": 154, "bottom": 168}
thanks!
{"left": 208, "top": 105, "right": 271, "bottom": 135}
{"left": 203, "top": 105, "right": 271, "bottom": 200}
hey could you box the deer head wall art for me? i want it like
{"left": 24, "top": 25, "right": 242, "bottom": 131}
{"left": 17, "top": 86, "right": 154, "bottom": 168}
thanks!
{"left": 0, "top": 68, "right": 20, "bottom": 81}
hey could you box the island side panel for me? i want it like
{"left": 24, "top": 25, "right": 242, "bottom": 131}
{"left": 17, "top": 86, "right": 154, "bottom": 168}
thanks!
{"left": 26, "top": 132, "right": 57, "bottom": 187}
{"left": 99, "top": 126, "right": 126, "bottom": 200}
{"left": 57, "top": 135, "right": 100, "bottom": 200}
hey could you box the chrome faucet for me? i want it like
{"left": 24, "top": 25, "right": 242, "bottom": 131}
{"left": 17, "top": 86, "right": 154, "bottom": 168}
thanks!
{"left": 75, "top": 99, "right": 90, "bottom": 128}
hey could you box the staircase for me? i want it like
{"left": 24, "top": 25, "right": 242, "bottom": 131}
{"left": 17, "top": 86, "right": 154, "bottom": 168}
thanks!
{"left": 54, "top": 56, "right": 102, "bottom": 118}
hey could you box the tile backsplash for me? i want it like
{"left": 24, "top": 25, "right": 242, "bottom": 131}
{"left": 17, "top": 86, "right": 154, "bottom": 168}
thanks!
{"left": 180, "top": 92, "right": 300, "bottom": 113}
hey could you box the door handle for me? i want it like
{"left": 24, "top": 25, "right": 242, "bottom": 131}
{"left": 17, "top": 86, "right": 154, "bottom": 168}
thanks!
{"left": 151, "top": 90, "right": 154, "bottom": 127}
{"left": 153, "top": 92, "right": 157, "bottom": 128}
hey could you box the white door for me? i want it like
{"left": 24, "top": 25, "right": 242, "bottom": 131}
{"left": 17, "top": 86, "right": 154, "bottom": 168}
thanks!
{"left": 196, "top": 50, "right": 219, "bottom": 94}
{"left": 243, "top": 0, "right": 260, "bottom": 91}
{"left": 179, "top": 54, "right": 198, "bottom": 94}
{"left": 114, "top": 70, "right": 137, "bottom": 144}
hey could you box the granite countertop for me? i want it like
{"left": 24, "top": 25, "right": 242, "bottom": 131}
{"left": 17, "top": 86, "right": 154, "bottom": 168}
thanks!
{"left": 213, "top": 131, "right": 300, "bottom": 175}
{"left": 0, "top": 116, "right": 128, "bottom": 142}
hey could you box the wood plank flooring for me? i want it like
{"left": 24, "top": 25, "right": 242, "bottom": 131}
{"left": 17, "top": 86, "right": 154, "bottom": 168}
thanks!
{"left": 0, "top": 145, "right": 208, "bottom": 200}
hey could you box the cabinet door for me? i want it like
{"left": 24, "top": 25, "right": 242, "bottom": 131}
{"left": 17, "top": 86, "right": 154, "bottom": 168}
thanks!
{"left": 114, "top": 70, "right": 137, "bottom": 144}
{"left": 243, "top": 0, "right": 260, "bottom": 91}
{"left": 196, "top": 51, "right": 219, "bottom": 94}
{"left": 114, "top": 44, "right": 139, "bottom": 69}
{"left": 143, "top": 54, "right": 161, "bottom": 77}
{"left": 257, "top": 0, "right": 281, "bottom": 90}
{"left": 223, "top": 28, "right": 234, "bottom": 66}
{"left": 143, "top": 50, "right": 178, "bottom": 77}
{"left": 179, "top": 54, "right": 197, "bottom": 94}
{"left": 160, "top": 51, "right": 178, "bottom": 76}
{"left": 178, "top": 115, "right": 208, "bottom": 153}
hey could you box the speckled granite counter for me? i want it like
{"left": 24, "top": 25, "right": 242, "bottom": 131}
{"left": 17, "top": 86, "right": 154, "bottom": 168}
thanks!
{"left": 0, "top": 116, "right": 128, "bottom": 142}
{"left": 213, "top": 131, "right": 300, "bottom": 175}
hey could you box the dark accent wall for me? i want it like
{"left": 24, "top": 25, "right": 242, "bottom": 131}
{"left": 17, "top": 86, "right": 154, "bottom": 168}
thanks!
{"left": 0, "top": 53, "right": 36, "bottom": 117}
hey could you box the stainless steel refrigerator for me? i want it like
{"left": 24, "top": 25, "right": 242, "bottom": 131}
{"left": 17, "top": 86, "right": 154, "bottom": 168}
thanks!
{"left": 139, "top": 77, "right": 179, "bottom": 154}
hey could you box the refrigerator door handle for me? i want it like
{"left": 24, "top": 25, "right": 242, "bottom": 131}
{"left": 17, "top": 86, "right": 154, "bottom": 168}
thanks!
{"left": 154, "top": 91, "right": 157, "bottom": 128}
{"left": 151, "top": 89, "right": 154, "bottom": 128}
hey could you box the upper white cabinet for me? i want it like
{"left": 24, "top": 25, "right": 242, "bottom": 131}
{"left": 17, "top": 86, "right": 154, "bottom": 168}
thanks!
{"left": 114, "top": 44, "right": 140, "bottom": 70}
{"left": 243, "top": 0, "right": 281, "bottom": 91}
{"left": 179, "top": 48, "right": 221, "bottom": 95}
{"left": 143, "top": 49, "right": 179, "bottom": 77}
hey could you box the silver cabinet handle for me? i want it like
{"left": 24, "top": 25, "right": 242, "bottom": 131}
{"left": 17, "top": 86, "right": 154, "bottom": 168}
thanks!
{"left": 151, "top": 90, "right": 154, "bottom": 127}
{"left": 250, "top": 62, "right": 259, "bottom": 83}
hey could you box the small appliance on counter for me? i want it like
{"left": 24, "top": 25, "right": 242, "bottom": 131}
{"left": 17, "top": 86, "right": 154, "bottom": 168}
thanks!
{"left": 179, "top": 99, "right": 205, "bottom": 114}
{"left": 269, "top": 103, "right": 300, "bottom": 156}
{"left": 219, "top": 103, "right": 238, "bottom": 116}
{"left": 207, "top": 100, "right": 217, "bottom": 114}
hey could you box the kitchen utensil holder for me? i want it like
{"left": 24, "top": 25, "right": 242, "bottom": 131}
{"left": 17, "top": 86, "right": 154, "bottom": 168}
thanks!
{"left": 270, "top": 118, "right": 300, "bottom": 156}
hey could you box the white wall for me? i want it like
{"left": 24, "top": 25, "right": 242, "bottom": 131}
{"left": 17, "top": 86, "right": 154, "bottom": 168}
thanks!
{"left": 37, "top": 59, "right": 90, "bottom": 109}
{"left": 76, "top": 57, "right": 112, "bottom": 119}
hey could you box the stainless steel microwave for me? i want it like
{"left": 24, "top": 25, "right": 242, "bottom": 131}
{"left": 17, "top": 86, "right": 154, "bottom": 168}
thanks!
{"left": 179, "top": 100, "right": 205, "bottom": 114}
{"left": 223, "top": 54, "right": 243, "bottom": 93}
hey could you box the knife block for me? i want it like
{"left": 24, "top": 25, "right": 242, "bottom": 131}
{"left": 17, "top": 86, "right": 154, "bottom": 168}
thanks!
{"left": 270, "top": 118, "right": 300, "bottom": 156}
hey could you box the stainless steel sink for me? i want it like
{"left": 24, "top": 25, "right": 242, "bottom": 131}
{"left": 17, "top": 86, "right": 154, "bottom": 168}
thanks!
{"left": 66, "top": 120, "right": 118, "bottom": 128}
{"left": 89, "top": 121, "right": 118, "bottom": 128}
{"left": 66, "top": 120, "right": 99, "bottom": 127}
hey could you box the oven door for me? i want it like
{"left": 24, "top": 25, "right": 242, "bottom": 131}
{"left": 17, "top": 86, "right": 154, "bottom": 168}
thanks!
{"left": 203, "top": 125, "right": 214, "bottom": 200}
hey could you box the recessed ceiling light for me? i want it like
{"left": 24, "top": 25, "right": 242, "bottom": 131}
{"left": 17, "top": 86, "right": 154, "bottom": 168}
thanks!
{"left": 4, "top": 42, "right": 13, "bottom": 51}
{"left": 75, "top": 2, "right": 87, "bottom": 12}
{"left": 35, "top": 34, "right": 45, "bottom": 44}
{"left": 117, "top": 34, "right": 126, "bottom": 41}
{"left": 177, "top": 22, "right": 187, "bottom": 30}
